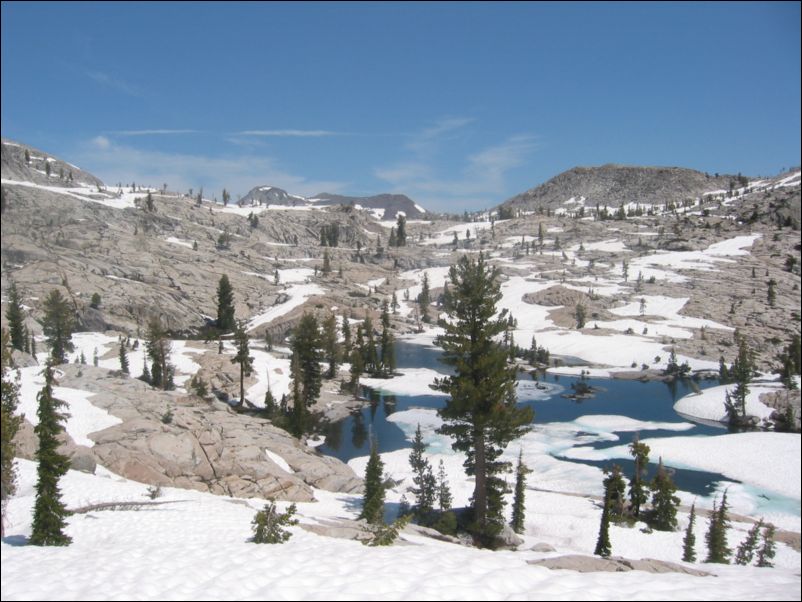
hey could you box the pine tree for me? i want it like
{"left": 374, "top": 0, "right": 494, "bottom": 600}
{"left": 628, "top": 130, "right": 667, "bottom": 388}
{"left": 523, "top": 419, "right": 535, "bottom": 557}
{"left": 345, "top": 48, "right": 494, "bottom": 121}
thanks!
{"left": 575, "top": 303, "right": 586, "bottom": 329}
{"left": 6, "top": 281, "right": 27, "bottom": 352}
{"left": 291, "top": 313, "right": 322, "bottom": 408}
{"left": 705, "top": 491, "right": 732, "bottom": 564}
{"left": 322, "top": 250, "right": 332, "bottom": 275}
{"left": 145, "top": 317, "right": 173, "bottom": 390}
{"left": 600, "top": 465, "right": 626, "bottom": 523}
{"left": 321, "top": 314, "right": 339, "bottom": 379}
{"left": 216, "top": 274, "right": 236, "bottom": 333}
{"left": 341, "top": 315, "right": 352, "bottom": 356}
{"left": 724, "top": 338, "right": 754, "bottom": 425}
{"left": 682, "top": 503, "right": 697, "bottom": 562}
{"left": 251, "top": 502, "right": 298, "bottom": 544}
{"left": 30, "top": 365, "right": 72, "bottom": 546}
{"left": 434, "top": 254, "right": 533, "bottom": 543}
{"left": 365, "top": 514, "right": 412, "bottom": 546}
{"left": 289, "top": 353, "right": 308, "bottom": 437}
{"left": 511, "top": 449, "right": 531, "bottom": 534}
{"left": 418, "top": 272, "right": 431, "bottom": 323}
{"left": 408, "top": 424, "right": 436, "bottom": 516}
{"left": 594, "top": 491, "right": 612, "bottom": 558}
{"left": 348, "top": 345, "right": 364, "bottom": 397}
{"left": 437, "top": 459, "right": 452, "bottom": 512}
{"left": 735, "top": 519, "right": 763, "bottom": 565}
{"left": 360, "top": 438, "right": 385, "bottom": 525}
{"left": 396, "top": 214, "right": 407, "bottom": 246}
{"left": 231, "top": 320, "right": 253, "bottom": 405}
{"left": 379, "top": 301, "right": 395, "bottom": 377}
{"left": 391, "top": 291, "right": 399, "bottom": 315}
{"left": 140, "top": 356, "right": 151, "bottom": 384}
{"left": 756, "top": 523, "right": 776, "bottom": 567}
{"left": 767, "top": 279, "right": 776, "bottom": 307}
{"left": 362, "top": 315, "right": 378, "bottom": 375}
{"left": 119, "top": 339, "right": 130, "bottom": 374}
{"left": 628, "top": 433, "right": 650, "bottom": 518}
{"left": 649, "top": 457, "right": 680, "bottom": 531}
{"left": 41, "top": 289, "right": 75, "bottom": 365}
{"left": 1, "top": 330, "right": 23, "bottom": 538}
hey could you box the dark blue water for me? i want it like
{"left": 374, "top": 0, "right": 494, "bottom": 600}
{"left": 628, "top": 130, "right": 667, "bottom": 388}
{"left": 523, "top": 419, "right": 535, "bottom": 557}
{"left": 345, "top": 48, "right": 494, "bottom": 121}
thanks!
{"left": 319, "top": 341, "right": 736, "bottom": 498}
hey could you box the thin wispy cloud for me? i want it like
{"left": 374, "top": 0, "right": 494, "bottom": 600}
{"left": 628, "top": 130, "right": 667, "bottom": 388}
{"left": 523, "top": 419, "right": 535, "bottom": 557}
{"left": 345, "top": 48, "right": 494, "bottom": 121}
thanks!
{"left": 110, "top": 129, "right": 200, "bottom": 136}
{"left": 86, "top": 71, "right": 144, "bottom": 98}
{"left": 405, "top": 117, "right": 474, "bottom": 153}
{"left": 375, "top": 119, "right": 540, "bottom": 210}
{"left": 237, "top": 129, "right": 341, "bottom": 137}
{"left": 75, "top": 138, "right": 349, "bottom": 199}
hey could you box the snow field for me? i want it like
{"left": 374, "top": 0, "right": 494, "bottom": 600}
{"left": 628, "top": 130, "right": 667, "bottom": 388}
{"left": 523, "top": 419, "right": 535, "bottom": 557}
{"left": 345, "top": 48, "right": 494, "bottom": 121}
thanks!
{"left": 5, "top": 457, "right": 798, "bottom": 601}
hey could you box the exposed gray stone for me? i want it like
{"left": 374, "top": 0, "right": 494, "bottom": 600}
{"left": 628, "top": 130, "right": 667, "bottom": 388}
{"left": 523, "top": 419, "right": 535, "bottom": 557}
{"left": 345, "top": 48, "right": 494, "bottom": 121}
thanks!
{"left": 29, "top": 364, "right": 364, "bottom": 503}
{"left": 528, "top": 554, "right": 712, "bottom": 576}
{"left": 530, "top": 542, "right": 557, "bottom": 553}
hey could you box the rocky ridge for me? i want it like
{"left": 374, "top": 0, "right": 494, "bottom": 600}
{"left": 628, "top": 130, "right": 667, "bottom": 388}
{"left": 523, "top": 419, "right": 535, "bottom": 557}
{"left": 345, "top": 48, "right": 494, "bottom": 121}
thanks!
{"left": 499, "top": 164, "right": 740, "bottom": 213}
{"left": 13, "top": 364, "right": 362, "bottom": 502}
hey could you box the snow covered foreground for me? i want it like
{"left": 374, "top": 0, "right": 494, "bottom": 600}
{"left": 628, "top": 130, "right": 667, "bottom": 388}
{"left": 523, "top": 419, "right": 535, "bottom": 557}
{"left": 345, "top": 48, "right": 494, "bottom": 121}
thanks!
{"left": 2, "top": 459, "right": 800, "bottom": 601}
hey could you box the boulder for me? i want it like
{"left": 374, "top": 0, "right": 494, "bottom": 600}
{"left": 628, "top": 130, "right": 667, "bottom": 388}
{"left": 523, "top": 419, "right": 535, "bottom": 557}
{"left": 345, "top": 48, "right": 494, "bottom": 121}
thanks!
{"left": 528, "top": 554, "right": 712, "bottom": 576}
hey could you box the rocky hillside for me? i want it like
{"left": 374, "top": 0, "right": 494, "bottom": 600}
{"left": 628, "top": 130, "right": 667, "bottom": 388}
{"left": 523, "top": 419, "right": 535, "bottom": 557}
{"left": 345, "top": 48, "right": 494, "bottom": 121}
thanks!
{"left": 1, "top": 138, "right": 104, "bottom": 188}
{"left": 499, "top": 164, "right": 740, "bottom": 213}
{"left": 311, "top": 192, "right": 427, "bottom": 220}
{"left": 241, "top": 186, "right": 426, "bottom": 220}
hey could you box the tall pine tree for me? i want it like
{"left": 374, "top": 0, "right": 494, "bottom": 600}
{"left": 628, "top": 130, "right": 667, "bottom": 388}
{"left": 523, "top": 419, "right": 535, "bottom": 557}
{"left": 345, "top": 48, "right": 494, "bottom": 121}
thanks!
{"left": 408, "top": 424, "right": 436, "bottom": 517}
{"left": 705, "top": 491, "right": 732, "bottom": 564}
{"left": 289, "top": 353, "right": 308, "bottom": 437}
{"left": 603, "top": 464, "right": 627, "bottom": 522}
{"left": 231, "top": 320, "right": 253, "bottom": 405}
{"left": 145, "top": 317, "right": 173, "bottom": 390}
{"left": 434, "top": 254, "right": 533, "bottom": 544}
{"left": 418, "top": 272, "right": 431, "bottom": 324}
{"left": 396, "top": 213, "right": 407, "bottom": 246}
{"left": 290, "top": 313, "right": 322, "bottom": 408}
{"left": 735, "top": 519, "right": 763, "bottom": 565}
{"left": 119, "top": 339, "right": 130, "bottom": 375}
{"left": 216, "top": 274, "right": 236, "bottom": 333}
{"left": 30, "top": 365, "right": 72, "bottom": 546}
{"left": 510, "top": 449, "right": 531, "bottom": 534}
{"left": 649, "top": 457, "right": 680, "bottom": 531}
{"left": 379, "top": 300, "right": 395, "bottom": 377}
{"left": 321, "top": 314, "right": 339, "bottom": 379}
{"left": 594, "top": 491, "right": 612, "bottom": 558}
{"left": 724, "top": 338, "right": 754, "bottom": 425}
{"left": 682, "top": 503, "right": 697, "bottom": 562}
{"left": 756, "top": 523, "right": 776, "bottom": 567}
{"left": 360, "top": 438, "right": 385, "bottom": 525}
{"left": 628, "top": 433, "right": 650, "bottom": 518}
{"left": 6, "top": 281, "right": 27, "bottom": 352}
{"left": 41, "top": 289, "right": 75, "bottom": 365}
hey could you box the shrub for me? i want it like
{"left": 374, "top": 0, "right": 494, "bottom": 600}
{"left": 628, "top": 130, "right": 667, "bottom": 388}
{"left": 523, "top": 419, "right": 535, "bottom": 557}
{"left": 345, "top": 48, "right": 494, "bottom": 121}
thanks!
{"left": 251, "top": 502, "right": 298, "bottom": 544}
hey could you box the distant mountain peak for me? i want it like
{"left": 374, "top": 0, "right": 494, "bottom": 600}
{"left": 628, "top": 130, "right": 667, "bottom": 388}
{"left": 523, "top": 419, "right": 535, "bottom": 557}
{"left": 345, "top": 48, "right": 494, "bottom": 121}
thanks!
{"left": 499, "top": 164, "right": 741, "bottom": 212}
{"left": 240, "top": 186, "right": 426, "bottom": 220}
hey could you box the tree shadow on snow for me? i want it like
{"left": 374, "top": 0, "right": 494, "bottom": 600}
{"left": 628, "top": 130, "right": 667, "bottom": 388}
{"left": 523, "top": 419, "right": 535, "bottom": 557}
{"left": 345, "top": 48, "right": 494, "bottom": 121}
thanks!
{"left": 1, "top": 534, "right": 30, "bottom": 547}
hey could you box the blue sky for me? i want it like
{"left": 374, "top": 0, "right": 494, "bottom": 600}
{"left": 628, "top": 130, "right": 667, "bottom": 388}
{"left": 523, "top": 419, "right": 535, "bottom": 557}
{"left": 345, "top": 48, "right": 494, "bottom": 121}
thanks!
{"left": 2, "top": 2, "right": 800, "bottom": 212}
